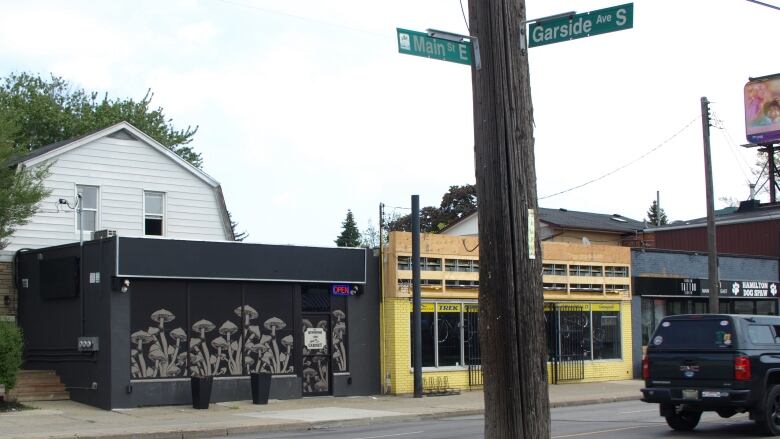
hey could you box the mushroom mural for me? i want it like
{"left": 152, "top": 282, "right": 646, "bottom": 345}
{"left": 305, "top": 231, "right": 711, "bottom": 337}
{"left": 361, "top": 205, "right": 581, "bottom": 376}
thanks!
{"left": 133, "top": 304, "right": 294, "bottom": 379}
{"left": 243, "top": 316, "right": 293, "bottom": 374}
{"left": 131, "top": 309, "right": 190, "bottom": 378}
{"left": 218, "top": 320, "right": 240, "bottom": 374}
{"left": 332, "top": 311, "right": 348, "bottom": 373}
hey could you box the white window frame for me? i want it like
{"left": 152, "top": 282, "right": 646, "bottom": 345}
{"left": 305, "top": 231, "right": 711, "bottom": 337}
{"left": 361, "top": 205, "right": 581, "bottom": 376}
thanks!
{"left": 75, "top": 185, "right": 99, "bottom": 233}
{"left": 143, "top": 191, "right": 165, "bottom": 236}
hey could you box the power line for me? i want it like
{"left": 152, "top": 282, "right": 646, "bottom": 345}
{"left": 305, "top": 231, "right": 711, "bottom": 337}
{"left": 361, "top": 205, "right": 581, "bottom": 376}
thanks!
{"left": 714, "top": 114, "right": 752, "bottom": 183}
{"left": 745, "top": 0, "right": 780, "bottom": 11}
{"left": 539, "top": 117, "right": 700, "bottom": 200}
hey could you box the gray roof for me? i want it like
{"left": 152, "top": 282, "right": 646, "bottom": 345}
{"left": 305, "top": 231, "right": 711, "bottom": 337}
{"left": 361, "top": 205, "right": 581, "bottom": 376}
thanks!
{"left": 6, "top": 128, "right": 105, "bottom": 167}
{"left": 651, "top": 201, "right": 780, "bottom": 231}
{"left": 539, "top": 208, "right": 644, "bottom": 234}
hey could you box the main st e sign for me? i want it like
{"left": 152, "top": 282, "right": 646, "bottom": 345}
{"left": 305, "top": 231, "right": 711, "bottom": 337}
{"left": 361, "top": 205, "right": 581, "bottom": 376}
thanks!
{"left": 528, "top": 3, "right": 633, "bottom": 48}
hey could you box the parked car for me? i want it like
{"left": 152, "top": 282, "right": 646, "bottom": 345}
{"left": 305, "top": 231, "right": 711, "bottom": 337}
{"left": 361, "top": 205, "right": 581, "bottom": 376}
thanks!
{"left": 641, "top": 314, "right": 780, "bottom": 435}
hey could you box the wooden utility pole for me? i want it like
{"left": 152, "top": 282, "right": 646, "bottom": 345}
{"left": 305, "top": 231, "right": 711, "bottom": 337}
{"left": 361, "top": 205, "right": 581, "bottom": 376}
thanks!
{"left": 469, "top": 1, "right": 550, "bottom": 437}
{"left": 701, "top": 97, "right": 720, "bottom": 313}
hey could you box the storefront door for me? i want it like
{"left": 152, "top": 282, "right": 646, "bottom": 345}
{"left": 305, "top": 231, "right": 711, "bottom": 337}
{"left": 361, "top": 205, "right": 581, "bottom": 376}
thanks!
{"left": 301, "top": 313, "right": 331, "bottom": 396}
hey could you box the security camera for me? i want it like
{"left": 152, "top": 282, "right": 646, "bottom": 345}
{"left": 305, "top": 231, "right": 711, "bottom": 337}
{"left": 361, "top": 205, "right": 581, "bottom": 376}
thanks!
{"left": 121, "top": 279, "right": 130, "bottom": 293}
{"left": 58, "top": 198, "right": 68, "bottom": 204}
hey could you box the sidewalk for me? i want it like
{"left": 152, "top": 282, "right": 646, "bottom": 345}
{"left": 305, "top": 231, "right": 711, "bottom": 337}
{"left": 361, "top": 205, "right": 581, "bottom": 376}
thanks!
{"left": 0, "top": 380, "right": 643, "bottom": 439}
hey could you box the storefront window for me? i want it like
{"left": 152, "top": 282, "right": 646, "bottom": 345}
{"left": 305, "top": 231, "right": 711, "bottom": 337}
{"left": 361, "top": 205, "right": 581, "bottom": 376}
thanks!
{"left": 592, "top": 306, "right": 620, "bottom": 359}
{"left": 411, "top": 302, "right": 476, "bottom": 368}
{"left": 546, "top": 303, "right": 621, "bottom": 361}
{"left": 734, "top": 300, "right": 755, "bottom": 315}
{"left": 437, "top": 304, "right": 462, "bottom": 366}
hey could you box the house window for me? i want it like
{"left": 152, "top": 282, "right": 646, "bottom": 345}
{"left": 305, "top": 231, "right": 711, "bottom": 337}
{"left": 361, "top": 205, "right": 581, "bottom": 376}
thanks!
{"left": 398, "top": 256, "right": 412, "bottom": 271}
{"left": 569, "top": 265, "right": 603, "bottom": 277}
{"left": 420, "top": 257, "right": 442, "bottom": 271}
{"left": 144, "top": 192, "right": 164, "bottom": 236}
{"left": 76, "top": 185, "right": 98, "bottom": 232}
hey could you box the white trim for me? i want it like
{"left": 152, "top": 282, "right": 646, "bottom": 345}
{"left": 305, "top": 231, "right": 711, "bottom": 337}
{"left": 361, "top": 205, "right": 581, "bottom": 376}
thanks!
{"left": 142, "top": 190, "right": 166, "bottom": 237}
{"left": 20, "top": 121, "right": 220, "bottom": 188}
{"left": 115, "top": 274, "right": 367, "bottom": 284}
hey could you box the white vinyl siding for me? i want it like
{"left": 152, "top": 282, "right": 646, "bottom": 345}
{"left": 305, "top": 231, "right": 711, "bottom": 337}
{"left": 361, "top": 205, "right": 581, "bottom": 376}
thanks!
{"left": 5, "top": 134, "right": 228, "bottom": 253}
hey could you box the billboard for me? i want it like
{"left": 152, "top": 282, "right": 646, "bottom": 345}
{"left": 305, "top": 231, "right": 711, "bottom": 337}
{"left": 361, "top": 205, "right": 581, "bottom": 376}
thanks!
{"left": 745, "top": 74, "right": 780, "bottom": 144}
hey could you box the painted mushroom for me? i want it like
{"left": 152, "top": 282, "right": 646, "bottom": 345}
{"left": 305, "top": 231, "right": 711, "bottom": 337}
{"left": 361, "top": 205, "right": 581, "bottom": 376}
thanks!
{"left": 332, "top": 310, "right": 345, "bottom": 323}
{"left": 234, "top": 305, "right": 258, "bottom": 326}
{"left": 131, "top": 330, "right": 154, "bottom": 351}
{"left": 303, "top": 367, "right": 317, "bottom": 383}
{"left": 192, "top": 319, "right": 216, "bottom": 339}
{"left": 280, "top": 334, "right": 294, "bottom": 372}
{"left": 148, "top": 344, "right": 166, "bottom": 377}
{"left": 264, "top": 317, "right": 286, "bottom": 337}
{"left": 151, "top": 309, "right": 175, "bottom": 329}
{"left": 219, "top": 321, "right": 238, "bottom": 344}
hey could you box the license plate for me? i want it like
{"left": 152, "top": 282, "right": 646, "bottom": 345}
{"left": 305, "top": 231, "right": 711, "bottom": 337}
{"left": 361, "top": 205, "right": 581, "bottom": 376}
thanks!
{"left": 682, "top": 389, "right": 699, "bottom": 400}
{"left": 702, "top": 391, "right": 721, "bottom": 398}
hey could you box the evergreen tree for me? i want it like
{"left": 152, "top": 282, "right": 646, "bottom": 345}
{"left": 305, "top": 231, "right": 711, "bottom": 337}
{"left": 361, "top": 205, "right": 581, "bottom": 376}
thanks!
{"left": 335, "top": 210, "right": 361, "bottom": 247}
{"left": 228, "top": 211, "right": 248, "bottom": 242}
{"left": 646, "top": 200, "right": 668, "bottom": 226}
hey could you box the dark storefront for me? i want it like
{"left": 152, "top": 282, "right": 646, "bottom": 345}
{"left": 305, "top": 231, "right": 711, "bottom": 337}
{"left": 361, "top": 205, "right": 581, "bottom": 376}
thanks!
{"left": 631, "top": 248, "right": 779, "bottom": 378}
{"left": 15, "top": 236, "right": 380, "bottom": 409}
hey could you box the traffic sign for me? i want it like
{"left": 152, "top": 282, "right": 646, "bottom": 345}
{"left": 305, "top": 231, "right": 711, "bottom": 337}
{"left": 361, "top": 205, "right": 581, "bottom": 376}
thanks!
{"left": 397, "top": 28, "right": 473, "bottom": 66}
{"left": 528, "top": 3, "right": 633, "bottom": 48}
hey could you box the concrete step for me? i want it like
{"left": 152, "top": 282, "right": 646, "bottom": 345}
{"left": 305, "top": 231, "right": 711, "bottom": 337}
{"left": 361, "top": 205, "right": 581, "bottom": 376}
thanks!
{"left": 7, "top": 370, "right": 69, "bottom": 402}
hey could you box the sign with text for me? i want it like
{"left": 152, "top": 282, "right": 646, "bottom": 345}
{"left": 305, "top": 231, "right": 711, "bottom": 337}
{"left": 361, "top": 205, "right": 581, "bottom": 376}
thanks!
{"left": 397, "top": 28, "right": 473, "bottom": 66}
{"left": 635, "top": 277, "right": 779, "bottom": 298}
{"left": 528, "top": 3, "right": 633, "bottom": 48}
{"left": 745, "top": 75, "right": 780, "bottom": 144}
{"left": 304, "top": 328, "right": 327, "bottom": 350}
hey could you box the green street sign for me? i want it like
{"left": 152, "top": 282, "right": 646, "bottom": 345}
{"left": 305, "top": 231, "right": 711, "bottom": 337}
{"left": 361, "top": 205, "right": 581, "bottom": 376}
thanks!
{"left": 396, "top": 28, "right": 473, "bottom": 66}
{"left": 528, "top": 3, "right": 633, "bottom": 48}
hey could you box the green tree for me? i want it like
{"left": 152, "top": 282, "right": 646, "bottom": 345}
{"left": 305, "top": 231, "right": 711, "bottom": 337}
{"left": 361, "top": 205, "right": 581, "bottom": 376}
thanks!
{"left": 0, "top": 321, "right": 23, "bottom": 392}
{"left": 386, "top": 184, "right": 478, "bottom": 233}
{"left": 335, "top": 210, "right": 361, "bottom": 247}
{"left": 0, "top": 72, "right": 201, "bottom": 167}
{"left": 0, "top": 115, "right": 50, "bottom": 250}
{"left": 646, "top": 200, "right": 668, "bottom": 226}
{"left": 360, "top": 220, "right": 379, "bottom": 248}
{"left": 228, "top": 211, "right": 248, "bottom": 242}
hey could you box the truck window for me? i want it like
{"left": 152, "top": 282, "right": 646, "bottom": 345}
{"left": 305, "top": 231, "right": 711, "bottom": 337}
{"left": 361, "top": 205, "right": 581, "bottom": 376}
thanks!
{"left": 651, "top": 318, "right": 734, "bottom": 349}
{"left": 748, "top": 325, "right": 775, "bottom": 344}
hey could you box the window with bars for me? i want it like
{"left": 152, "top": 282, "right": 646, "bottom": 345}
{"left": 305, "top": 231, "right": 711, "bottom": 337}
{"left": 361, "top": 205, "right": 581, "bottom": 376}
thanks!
{"left": 445, "top": 280, "right": 479, "bottom": 289}
{"left": 605, "top": 266, "right": 629, "bottom": 277}
{"left": 543, "top": 283, "right": 567, "bottom": 291}
{"left": 569, "top": 265, "right": 604, "bottom": 277}
{"left": 570, "top": 284, "right": 604, "bottom": 293}
{"left": 444, "top": 259, "right": 479, "bottom": 272}
{"left": 543, "top": 264, "right": 567, "bottom": 276}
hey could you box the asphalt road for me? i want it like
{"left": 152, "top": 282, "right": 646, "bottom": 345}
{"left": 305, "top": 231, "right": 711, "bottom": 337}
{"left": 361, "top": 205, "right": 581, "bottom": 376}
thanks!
{"left": 227, "top": 400, "right": 766, "bottom": 438}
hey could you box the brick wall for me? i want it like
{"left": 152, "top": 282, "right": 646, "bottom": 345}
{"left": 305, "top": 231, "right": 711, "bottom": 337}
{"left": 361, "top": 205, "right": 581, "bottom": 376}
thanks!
{"left": 0, "top": 261, "right": 16, "bottom": 319}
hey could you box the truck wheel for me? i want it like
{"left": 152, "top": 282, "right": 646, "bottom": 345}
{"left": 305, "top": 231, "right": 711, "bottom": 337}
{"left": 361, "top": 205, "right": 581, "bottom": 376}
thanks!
{"left": 665, "top": 410, "right": 701, "bottom": 431}
{"left": 758, "top": 385, "right": 780, "bottom": 436}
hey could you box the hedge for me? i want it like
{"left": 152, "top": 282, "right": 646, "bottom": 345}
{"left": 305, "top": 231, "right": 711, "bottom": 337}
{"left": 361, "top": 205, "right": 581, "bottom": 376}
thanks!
{"left": 0, "top": 321, "right": 23, "bottom": 392}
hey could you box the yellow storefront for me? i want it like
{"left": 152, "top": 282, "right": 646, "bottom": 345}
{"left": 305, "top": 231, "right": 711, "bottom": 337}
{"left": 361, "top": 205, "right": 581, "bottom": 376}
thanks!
{"left": 380, "top": 231, "right": 633, "bottom": 395}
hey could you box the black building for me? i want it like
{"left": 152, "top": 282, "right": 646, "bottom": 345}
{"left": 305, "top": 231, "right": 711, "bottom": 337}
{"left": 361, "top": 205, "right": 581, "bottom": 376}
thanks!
{"left": 15, "top": 236, "right": 380, "bottom": 409}
{"left": 631, "top": 248, "right": 779, "bottom": 377}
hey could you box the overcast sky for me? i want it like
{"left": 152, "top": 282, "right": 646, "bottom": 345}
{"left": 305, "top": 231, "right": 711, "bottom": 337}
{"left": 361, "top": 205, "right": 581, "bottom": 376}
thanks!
{"left": 1, "top": 0, "right": 777, "bottom": 246}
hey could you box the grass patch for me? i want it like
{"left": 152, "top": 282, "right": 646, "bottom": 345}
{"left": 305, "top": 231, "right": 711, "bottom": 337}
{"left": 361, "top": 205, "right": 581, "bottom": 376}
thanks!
{"left": 0, "top": 400, "right": 31, "bottom": 412}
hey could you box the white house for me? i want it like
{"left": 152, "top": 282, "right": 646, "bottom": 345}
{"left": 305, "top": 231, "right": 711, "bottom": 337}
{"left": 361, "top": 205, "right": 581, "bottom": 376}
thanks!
{"left": 1, "top": 122, "right": 234, "bottom": 317}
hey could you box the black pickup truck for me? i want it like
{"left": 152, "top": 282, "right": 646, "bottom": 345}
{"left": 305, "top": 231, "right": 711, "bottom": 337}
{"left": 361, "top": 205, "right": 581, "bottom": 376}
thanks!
{"left": 642, "top": 314, "right": 780, "bottom": 435}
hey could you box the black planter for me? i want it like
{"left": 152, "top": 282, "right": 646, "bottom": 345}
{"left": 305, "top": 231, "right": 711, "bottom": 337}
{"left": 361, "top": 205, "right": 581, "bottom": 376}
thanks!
{"left": 250, "top": 372, "right": 272, "bottom": 404}
{"left": 191, "top": 376, "right": 213, "bottom": 409}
